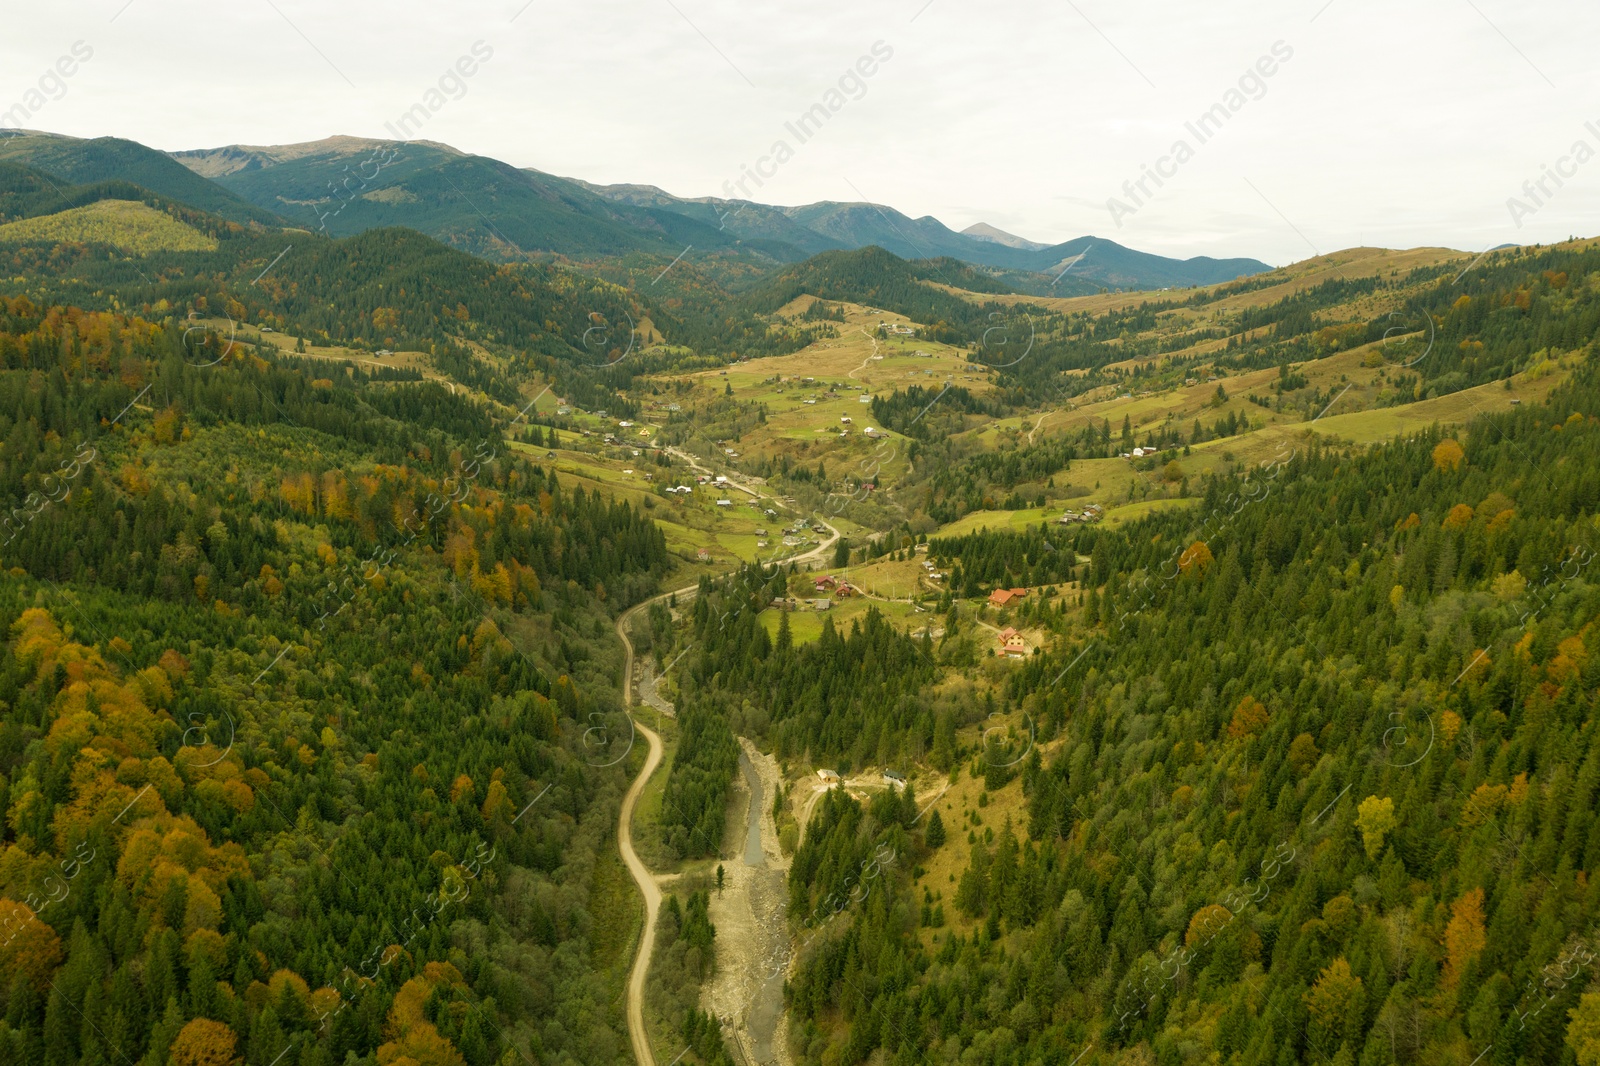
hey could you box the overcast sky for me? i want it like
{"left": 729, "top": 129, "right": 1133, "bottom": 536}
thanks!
{"left": 4, "top": 0, "right": 1597, "bottom": 265}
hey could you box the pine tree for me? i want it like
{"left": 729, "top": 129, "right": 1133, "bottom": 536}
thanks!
{"left": 925, "top": 809, "right": 946, "bottom": 849}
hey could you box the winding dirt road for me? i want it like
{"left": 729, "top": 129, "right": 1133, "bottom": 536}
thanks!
{"left": 616, "top": 587, "right": 696, "bottom": 1066}
{"left": 614, "top": 491, "right": 838, "bottom": 1064}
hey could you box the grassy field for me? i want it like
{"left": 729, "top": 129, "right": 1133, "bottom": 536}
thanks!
{"left": 0, "top": 200, "right": 219, "bottom": 253}
{"left": 757, "top": 592, "right": 931, "bottom": 645}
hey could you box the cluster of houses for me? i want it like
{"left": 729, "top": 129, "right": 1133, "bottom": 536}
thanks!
{"left": 813, "top": 767, "right": 906, "bottom": 787}
{"left": 1120, "top": 447, "right": 1160, "bottom": 459}
{"left": 813, "top": 575, "right": 858, "bottom": 599}
{"left": 766, "top": 574, "right": 859, "bottom": 613}
{"left": 1057, "top": 503, "right": 1104, "bottom": 524}
{"left": 879, "top": 323, "right": 917, "bottom": 336}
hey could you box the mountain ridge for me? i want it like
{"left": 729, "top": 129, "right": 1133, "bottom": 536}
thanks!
{"left": 156, "top": 132, "right": 1275, "bottom": 289}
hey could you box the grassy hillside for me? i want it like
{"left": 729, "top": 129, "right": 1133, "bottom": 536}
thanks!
{"left": 0, "top": 199, "right": 218, "bottom": 253}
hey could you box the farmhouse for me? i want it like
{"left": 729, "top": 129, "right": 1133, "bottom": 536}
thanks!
{"left": 1058, "top": 504, "right": 1104, "bottom": 524}
{"left": 882, "top": 768, "right": 906, "bottom": 785}
{"left": 997, "top": 627, "right": 1028, "bottom": 657}
{"left": 816, "top": 768, "right": 840, "bottom": 783}
{"left": 988, "top": 587, "right": 1029, "bottom": 608}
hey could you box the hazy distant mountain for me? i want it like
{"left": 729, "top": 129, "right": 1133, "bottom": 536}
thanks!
{"left": 961, "top": 222, "right": 1051, "bottom": 251}
{"left": 578, "top": 187, "right": 1270, "bottom": 289}
{"left": 171, "top": 136, "right": 1273, "bottom": 289}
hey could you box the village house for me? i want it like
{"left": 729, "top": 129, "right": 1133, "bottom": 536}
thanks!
{"left": 816, "top": 768, "right": 840, "bottom": 783}
{"left": 882, "top": 768, "right": 906, "bottom": 786}
{"left": 988, "top": 587, "right": 1029, "bottom": 608}
{"left": 997, "top": 627, "right": 1028, "bottom": 657}
{"left": 814, "top": 575, "right": 837, "bottom": 592}
{"left": 696, "top": 548, "right": 711, "bottom": 562}
{"left": 812, "top": 598, "right": 833, "bottom": 610}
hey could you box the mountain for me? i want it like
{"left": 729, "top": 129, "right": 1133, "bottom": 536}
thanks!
{"left": 0, "top": 132, "right": 286, "bottom": 227}
{"left": 961, "top": 221, "right": 1051, "bottom": 250}
{"left": 174, "top": 136, "right": 783, "bottom": 266}
{"left": 598, "top": 190, "right": 1273, "bottom": 289}
{"left": 167, "top": 135, "right": 1273, "bottom": 289}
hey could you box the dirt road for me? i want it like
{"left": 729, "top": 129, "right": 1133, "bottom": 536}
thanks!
{"left": 613, "top": 500, "right": 836, "bottom": 1064}
{"left": 616, "top": 587, "right": 697, "bottom": 1066}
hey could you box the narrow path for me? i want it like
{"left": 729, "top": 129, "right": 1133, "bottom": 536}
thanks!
{"left": 1027, "top": 409, "right": 1052, "bottom": 445}
{"left": 846, "top": 329, "right": 880, "bottom": 380}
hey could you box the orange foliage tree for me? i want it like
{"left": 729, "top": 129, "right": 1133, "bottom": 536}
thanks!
{"left": 1442, "top": 887, "right": 1487, "bottom": 989}
{"left": 167, "top": 1018, "right": 238, "bottom": 1066}
{"left": 1227, "top": 695, "right": 1269, "bottom": 739}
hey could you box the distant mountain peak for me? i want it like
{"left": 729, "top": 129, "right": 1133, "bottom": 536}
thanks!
{"left": 961, "top": 222, "right": 1050, "bottom": 251}
{"left": 173, "top": 135, "right": 461, "bottom": 179}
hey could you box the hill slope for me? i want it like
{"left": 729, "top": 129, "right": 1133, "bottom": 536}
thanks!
{"left": 0, "top": 199, "right": 218, "bottom": 253}
{"left": 0, "top": 132, "right": 285, "bottom": 226}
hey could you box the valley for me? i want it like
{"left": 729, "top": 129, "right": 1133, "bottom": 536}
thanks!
{"left": 0, "top": 121, "right": 1597, "bottom": 1066}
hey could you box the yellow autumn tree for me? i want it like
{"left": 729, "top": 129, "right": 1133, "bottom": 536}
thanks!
{"left": 0, "top": 899, "right": 64, "bottom": 990}
{"left": 378, "top": 963, "right": 469, "bottom": 1066}
{"left": 1305, "top": 957, "right": 1364, "bottom": 1056}
{"left": 1185, "top": 903, "right": 1233, "bottom": 947}
{"left": 1178, "top": 540, "right": 1214, "bottom": 576}
{"left": 167, "top": 1018, "right": 238, "bottom": 1066}
{"left": 1433, "top": 439, "right": 1465, "bottom": 471}
{"left": 1355, "top": 795, "right": 1396, "bottom": 859}
{"left": 1568, "top": 992, "right": 1600, "bottom": 1066}
{"left": 1442, "top": 887, "right": 1487, "bottom": 989}
{"left": 481, "top": 779, "right": 515, "bottom": 825}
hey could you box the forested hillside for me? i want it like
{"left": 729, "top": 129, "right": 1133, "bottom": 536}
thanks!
{"left": 0, "top": 294, "right": 672, "bottom": 1066}
{"left": 768, "top": 367, "right": 1600, "bottom": 1065}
